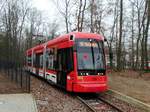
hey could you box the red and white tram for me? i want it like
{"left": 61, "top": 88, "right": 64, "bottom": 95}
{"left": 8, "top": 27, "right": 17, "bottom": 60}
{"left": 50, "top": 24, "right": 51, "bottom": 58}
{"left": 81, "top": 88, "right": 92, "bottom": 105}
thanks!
{"left": 26, "top": 32, "right": 108, "bottom": 92}
{"left": 145, "top": 61, "right": 150, "bottom": 70}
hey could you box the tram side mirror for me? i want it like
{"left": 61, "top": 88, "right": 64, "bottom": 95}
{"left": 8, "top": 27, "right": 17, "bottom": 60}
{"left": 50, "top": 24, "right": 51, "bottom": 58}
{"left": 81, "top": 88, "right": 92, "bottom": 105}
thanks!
{"left": 70, "top": 35, "right": 75, "bottom": 41}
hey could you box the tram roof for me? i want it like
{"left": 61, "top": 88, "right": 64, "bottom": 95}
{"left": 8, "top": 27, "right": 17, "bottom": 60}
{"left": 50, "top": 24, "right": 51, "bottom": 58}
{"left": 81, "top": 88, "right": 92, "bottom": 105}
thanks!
{"left": 26, "top": 32, "right": 104, "bottom": 53}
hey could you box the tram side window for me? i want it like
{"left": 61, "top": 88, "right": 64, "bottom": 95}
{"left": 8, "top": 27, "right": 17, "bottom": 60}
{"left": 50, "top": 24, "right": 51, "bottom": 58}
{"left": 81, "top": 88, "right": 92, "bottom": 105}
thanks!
{"left": 46, "top": 48, "right": 56, "bottom": 70}
{"left": 61, "top": 47, "right": 74, "bottom": 72}
{"left": 27, "top": 55, "right": 32, "bottom": 66}
{"left": 33, "top": 53, "right": 43, "bottom": 68}
{"left": 33, "top": 53, "right": 36, "bottom": 67}
{"left": 40, "top": 55, "right": 43, "bottom": 68}
{"left": 66, "top": 48, "right": 74, "bottom": 71}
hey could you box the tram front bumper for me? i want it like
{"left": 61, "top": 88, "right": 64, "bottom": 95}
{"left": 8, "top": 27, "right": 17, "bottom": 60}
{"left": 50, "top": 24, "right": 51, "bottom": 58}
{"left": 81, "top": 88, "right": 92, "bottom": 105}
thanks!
{"left": 72, "top": 83, "right": 107, "bottom": 93}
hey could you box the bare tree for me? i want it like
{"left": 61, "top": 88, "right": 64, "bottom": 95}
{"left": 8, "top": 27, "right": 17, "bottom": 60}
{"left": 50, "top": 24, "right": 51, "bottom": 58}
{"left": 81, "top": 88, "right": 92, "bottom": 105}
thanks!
{"left": 130, "top": 0, "right": 145, "bottom": 70}
{"left": 0, "top": 0, "right": 31, "bottom": 66}
{"left": 47, "top": 21, "right": 59, "bottom": 39}
{"left": 90, "top": 0, "right": 95, "bottom": 33}
{"left": 107, "top": 0, "right": 119, "bottom": 69}
{"left": 0, "top": 0, "right": 7, "bottom": 13}
{"left": 117, "top": 0, "right": 123, "bottom": 71}
{"left": 144, "top": 0, "right": 150, "bottom": 69}
{"left": 141, "top": 0, "right": 150, "bottom": 70}
{"left": 131, "top": 3, "right": 135, "bottom": 69}
{"left": 53, "top": 0, "right": 74, "bottom": 33}
{"left": 25, "top": 8, "right": 43, "bottom": 48}
{"left": 77, "top": 0, "right": 87, "bottom": 31}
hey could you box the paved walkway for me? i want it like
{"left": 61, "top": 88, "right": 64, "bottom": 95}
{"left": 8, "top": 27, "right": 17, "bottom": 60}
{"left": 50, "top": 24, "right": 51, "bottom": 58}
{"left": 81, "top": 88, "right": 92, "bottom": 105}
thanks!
{"left": 0, "top": 94, "right": 37, "bottom": 112}
{"left": 0, "top": 73, "right": 38, "bottom": 112}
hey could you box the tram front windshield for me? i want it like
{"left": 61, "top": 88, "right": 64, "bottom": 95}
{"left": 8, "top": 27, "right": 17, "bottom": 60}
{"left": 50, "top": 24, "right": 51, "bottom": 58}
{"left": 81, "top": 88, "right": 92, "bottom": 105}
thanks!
{"left": 76, "top": 38, "right": 105, "bottom": 71}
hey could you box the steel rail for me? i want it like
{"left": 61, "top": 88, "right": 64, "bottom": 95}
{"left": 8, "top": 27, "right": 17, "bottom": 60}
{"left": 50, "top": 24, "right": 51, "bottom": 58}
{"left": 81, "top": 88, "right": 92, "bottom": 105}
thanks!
{"left": 77, "top": 95, "right": 124, "bottom": 112}
{"left": 98, "top": 97, "right": 124, "bottom": 112}
{"left": 77, "top": 96, "right": 97, "bottom": 112}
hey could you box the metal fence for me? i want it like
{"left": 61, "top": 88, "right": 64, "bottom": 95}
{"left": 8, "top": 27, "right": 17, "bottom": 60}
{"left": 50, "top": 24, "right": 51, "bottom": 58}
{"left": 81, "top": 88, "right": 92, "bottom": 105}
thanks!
{"left": 0, "top": 61, "right": 30, "bottom": 93}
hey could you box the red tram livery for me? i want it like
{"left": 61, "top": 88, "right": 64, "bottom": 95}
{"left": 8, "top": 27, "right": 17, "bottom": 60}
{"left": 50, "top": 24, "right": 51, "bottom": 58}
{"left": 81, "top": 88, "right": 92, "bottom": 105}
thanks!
{"left": 26, "top": 32, "right": 108, "bottom": 92}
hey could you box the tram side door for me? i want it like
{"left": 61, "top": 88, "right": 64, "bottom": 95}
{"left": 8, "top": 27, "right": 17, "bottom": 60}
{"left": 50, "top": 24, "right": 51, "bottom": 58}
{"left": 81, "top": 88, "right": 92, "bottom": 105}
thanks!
{"left": 35, "top": 54, "right": 40, "bottom": 75}
{"left": 57, "top": 49, "right": 67, "bottom": 88}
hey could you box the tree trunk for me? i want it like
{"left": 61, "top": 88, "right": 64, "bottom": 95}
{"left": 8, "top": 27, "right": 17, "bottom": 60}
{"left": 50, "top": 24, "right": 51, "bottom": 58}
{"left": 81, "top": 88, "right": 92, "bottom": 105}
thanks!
{"left": 80, "top": 0, "right": 86, "bottom": 31}
{"left": 117, "top": 0, "right": 123, "bottom": 71}
{"left": 77, "top": 0, "right": 82, "bottom": 31}
{"left": 144, "top": 0, "right": 150, "bottom": 69}
{"left": 65, "top": 0, "right": 69, "bottom": 33}
{"left": 90, "top": 0, "right": 94, "bottom": 33}
{"left": 131, "top": 5, "right": 135, "bottom": 69}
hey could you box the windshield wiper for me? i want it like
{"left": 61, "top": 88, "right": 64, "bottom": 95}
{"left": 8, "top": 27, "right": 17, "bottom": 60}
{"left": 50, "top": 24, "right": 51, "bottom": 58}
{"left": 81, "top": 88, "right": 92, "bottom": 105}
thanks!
{"left": 90, "top": 41, "right": 95, "bottom": 70}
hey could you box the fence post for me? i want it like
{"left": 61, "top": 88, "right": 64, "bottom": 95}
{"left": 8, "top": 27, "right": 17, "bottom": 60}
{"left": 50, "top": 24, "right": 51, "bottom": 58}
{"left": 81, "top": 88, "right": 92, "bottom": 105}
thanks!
{"left": 28, "top": 72, "right": 30, "bottom": 93}
{"left": 20, "top": 68, "right": 23, "bottom": 88}
{"left": 0, "top": 61, "right": 31, "bottom": 93}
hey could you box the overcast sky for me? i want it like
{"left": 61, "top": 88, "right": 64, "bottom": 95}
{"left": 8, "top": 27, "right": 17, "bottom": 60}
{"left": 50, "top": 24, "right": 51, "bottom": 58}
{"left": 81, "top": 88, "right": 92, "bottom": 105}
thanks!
{"left": 31, "top": 0, "right": 131, "bottom": 33}
{"left": 32, "top": 0, "right": 59, "bottom": 22}
{"left": 31, "top": 0, "right": 150, "bottom": 44}
{"left": 32, "top": 0, "right": 67, "bottom": 34}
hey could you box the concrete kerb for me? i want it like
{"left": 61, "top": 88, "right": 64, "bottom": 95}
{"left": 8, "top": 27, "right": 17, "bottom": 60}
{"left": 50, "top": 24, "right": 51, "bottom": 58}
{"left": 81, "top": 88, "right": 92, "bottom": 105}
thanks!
{"left": 105, "top": 89, "right": 150, "bottom": 112}
{"left": 31, "top": 94, "right": 38, "bottom": 112}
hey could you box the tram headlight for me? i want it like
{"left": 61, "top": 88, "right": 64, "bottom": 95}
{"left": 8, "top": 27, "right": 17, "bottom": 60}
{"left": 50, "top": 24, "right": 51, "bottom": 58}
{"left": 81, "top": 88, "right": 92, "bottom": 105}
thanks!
{"left": 67, "top": 76, "right": 71, "bottom": 80}
{"left": 78, "top": 76, "right": 83, "bottom": 80}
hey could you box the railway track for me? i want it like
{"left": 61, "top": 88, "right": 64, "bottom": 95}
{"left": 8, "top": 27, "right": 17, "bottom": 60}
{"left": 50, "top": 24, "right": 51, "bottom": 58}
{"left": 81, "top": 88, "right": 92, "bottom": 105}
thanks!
{"left": 32, "top": 74, "right": 124, "bottom": 112}
{"left": 77, "top": 94, "right": 124, "bottom": 112}
{"left": 31, "top": 74, "right": 140, "bottom": 112}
